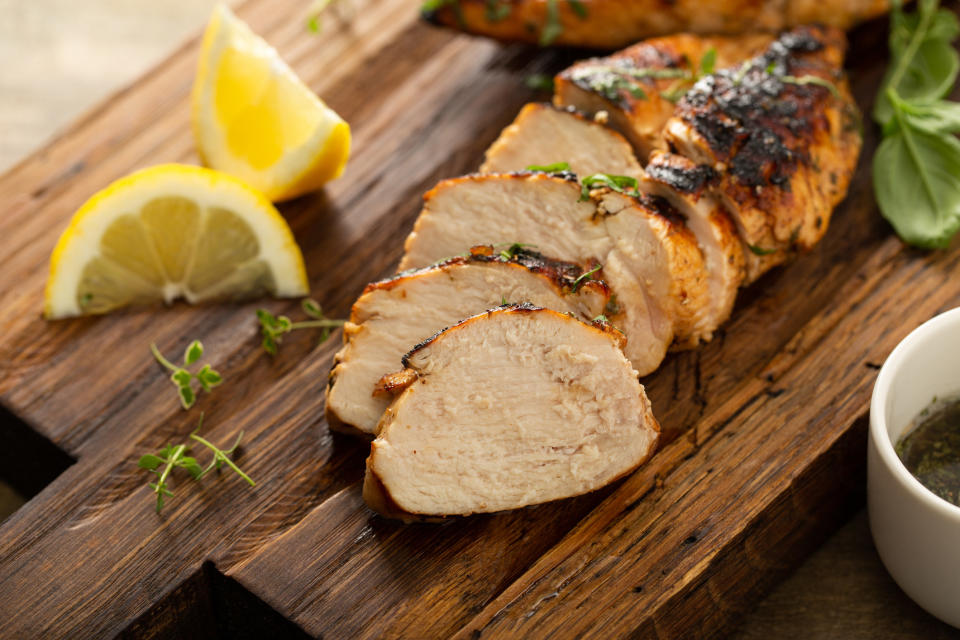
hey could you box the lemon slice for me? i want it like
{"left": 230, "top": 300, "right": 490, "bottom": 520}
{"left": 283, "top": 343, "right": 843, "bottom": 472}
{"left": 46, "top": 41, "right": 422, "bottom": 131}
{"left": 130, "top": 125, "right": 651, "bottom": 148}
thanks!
{"left": 192, "top": 4, "right": 350, "bottom": 202}
{"left": 44, "top": 164, "right": 309, "bottom": 319}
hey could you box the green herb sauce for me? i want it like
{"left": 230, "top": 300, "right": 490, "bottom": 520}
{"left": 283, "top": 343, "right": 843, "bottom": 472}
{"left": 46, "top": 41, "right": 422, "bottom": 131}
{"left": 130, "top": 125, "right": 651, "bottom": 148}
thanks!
{"left": 895, "top": 396, "right": 960, "bottom": 507}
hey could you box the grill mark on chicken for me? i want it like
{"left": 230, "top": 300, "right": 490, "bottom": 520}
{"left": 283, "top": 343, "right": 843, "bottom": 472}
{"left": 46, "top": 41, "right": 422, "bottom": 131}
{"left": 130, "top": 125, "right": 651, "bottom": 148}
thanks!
{"left": 678, "top": 29, "right": 827, "bottom": 189}
{"left": 373, "top": 245, "right": 611, "bottom": 300}
{"left": 554, "top": 33, "right": 775, "bottom": 159}
{"left": 664, "top": 25, "right": 861, "bottom": 279}
{"left": 645, "top": 157, "right": 718, "bottom": 194}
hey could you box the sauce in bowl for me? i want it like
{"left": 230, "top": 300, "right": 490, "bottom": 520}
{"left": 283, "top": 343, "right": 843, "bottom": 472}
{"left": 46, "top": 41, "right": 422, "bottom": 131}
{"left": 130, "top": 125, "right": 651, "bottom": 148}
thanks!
{"left": 896, "top": 396, "right": 960, "bottom": 508}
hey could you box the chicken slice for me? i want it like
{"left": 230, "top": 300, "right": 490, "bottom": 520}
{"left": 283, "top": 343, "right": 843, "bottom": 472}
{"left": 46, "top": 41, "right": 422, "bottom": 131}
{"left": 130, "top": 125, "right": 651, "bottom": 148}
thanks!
{"left": 480, "top": 103, "right": 643, "bottom": 180}
{"left": 642, "top": 151, "right": 745, "bottom": 329}
{"left": 596, "top": 189, "right": 711, "bottom": 348}
{"left": 325, "top": 247, "right": 610, "bottom": 436}
{"left": 554, "top": 33, "right": 774, "bottom": 159}
{"left": 422, "top": 0, "right": 890, "bottom": 49}
{"left": 399, "top": 172, "right": 699, "bottom": 373}
{"left": 363, "top": 304, "right": 660, "bottom": 520}
{"left": 663, "top": 26, "right": 862, "bottom": 281}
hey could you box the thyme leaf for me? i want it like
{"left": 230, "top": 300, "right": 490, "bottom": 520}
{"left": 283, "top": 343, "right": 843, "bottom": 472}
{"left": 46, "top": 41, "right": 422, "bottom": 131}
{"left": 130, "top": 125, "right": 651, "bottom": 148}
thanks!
{"left": 151, "top": 341, "right": 223, "bottom": 410}
{"left": 257, "top": 299, "right": 346, "bottom": 355}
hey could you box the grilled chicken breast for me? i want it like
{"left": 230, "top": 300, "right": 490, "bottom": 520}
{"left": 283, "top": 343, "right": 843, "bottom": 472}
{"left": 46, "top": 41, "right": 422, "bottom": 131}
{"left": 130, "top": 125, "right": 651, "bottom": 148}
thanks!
{"left": 400, "top": 172, "right": 718, "bottom": 372}
{"left": 663, "top": 26, "right": 861, "bottom": 281}
{"left": 479, "top": 108, "right": 727, "bottom": 343}
{"left": 481, "top": 103, "right": 643, "bottom": 179}
{"left": 364, "top": 304, "right": 660, "bottom": 520}
{"left": 555, "top": 33, "right": 774, "bottom": 159}
{"left": 642, "top": 151, "right": 746, "bottom": 331}
{"left": 422, "top": 0, "right": 889, "bottom": 49}
{"left": 326, "top": 247, "right": 610, "bottom": 435}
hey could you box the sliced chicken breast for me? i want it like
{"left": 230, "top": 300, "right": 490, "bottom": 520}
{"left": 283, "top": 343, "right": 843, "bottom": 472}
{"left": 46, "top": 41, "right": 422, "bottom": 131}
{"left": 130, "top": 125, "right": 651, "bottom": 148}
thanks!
{"left": 422, "top": 0, "right": 890, "bottom": 49}
{"left": 364, "top": 304, "right": 660, "bottom": 520}
{"left": 663, "top": 26, "right": 862, "bottom": 281}
{"left": 326, "top": 247, "right": 610, "bottom": 436}
{"left": 595, "top": 189, "right": 711, "bottom": 348}
{"left": 554, "top": 33, "right": 774, "bottom": 159}
{"left": 400, "top": 172, "right": 710, "bottom": 372}
{"left": 642, "top": 151, "right": 745, "bottom": 329}
{"left": 480, "top": 103, "right": 643, "bottom": 180}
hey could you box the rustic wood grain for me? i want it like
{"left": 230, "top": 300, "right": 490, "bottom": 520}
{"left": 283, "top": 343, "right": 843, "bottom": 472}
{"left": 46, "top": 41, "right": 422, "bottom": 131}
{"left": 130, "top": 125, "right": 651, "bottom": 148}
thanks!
{"left": 0, "top": 2, "right": 957, "bottom": 638}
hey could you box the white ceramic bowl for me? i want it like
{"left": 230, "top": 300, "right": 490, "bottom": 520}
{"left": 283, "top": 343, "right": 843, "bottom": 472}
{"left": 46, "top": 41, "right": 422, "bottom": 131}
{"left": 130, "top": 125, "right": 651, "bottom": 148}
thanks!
{"left": 869, "top": 307, "right": 960, "bottom": 628}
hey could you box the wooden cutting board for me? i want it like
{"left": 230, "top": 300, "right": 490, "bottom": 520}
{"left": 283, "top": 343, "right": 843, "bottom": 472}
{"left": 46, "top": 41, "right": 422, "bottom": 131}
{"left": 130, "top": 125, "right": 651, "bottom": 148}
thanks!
{"left": 1, "top": 0, "right": 958, "bottom": 637}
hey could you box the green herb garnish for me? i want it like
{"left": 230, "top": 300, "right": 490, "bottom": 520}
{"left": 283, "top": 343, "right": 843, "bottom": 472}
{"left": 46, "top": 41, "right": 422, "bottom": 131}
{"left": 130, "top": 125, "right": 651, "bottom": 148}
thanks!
{"left": 421, "top": 0, "right": 466, "bottom": 27}
{"left": 539, "top": 0, "right": 563, "bottom": 46}
{"left": 525, "top": 73, "right": 555, "bottom": 92}
{"left": 257, "top": 299, "right": 346, "bottom": 355}
{"left": 138, "top": 414, "right": 254, "bottom": 513}
{"left": 306, "top": 0, "right": 338, "bottom": 34}
{"left": 485, "top": 0, "right": 511, "bottom": 21}
{"left": 579, "top": 173, "right": 641, "bottom": 201}
{"left": 571, "top": 264, "right": 602, "bottom": 292}
{"left": 537, "top": 0, "right": 589, "bottom": 45}
{"left": 747, "top": 244, "right": 778, "bottom": 256}
{"left": 592, "top": 314, "right": 609, "bottom": 323}
{"left": 567, "top": 0, "right": 588, "bottom": 19}
{"left": 872, "top": 0, "right": 960, "bottom": 249}
{"left": 659, "top": 47, "right": 717, "bottom": 102}
{"left": 525, "top": 162, "right": 571, "bottom": 173}
{"left": 781, "top": 74, "right": 842, "bottom": 99}
{"left": 497, "top": 242, "right": 535, "bottom": 260}
{"left": 151, "top": 341, "right": 223, "bottom": 410}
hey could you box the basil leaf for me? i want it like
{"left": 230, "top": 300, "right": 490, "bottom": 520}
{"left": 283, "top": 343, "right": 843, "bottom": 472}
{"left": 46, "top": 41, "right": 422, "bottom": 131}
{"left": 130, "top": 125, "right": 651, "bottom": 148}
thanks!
{"left": 874, "top": 2, "right": 960, "bottom": 125}
{"left": 873, "top": 121, "right": 960, "bottom": 248}
{"left": 901, "top": 99, "right": 960, "bottom": 134}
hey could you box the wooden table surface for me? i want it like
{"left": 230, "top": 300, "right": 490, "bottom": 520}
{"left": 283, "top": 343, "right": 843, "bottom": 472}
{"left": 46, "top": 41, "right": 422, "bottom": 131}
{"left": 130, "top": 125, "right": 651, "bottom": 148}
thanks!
{"left": 0, "top": 1, "right": 956, "bottom": 637}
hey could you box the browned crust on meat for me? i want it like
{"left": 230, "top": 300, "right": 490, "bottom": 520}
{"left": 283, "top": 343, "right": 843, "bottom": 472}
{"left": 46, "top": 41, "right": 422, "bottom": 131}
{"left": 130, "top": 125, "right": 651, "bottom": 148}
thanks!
{"left": 401, "top": 304, "right": 624, "bottom": 370}
{"left": 373, "top": 368, "right": 420, "bottom": 397}
{"left": 668, "top": 25, "right": 861, "bottom": 257}
{"left": 360, "top": 245, "right": 610, "bottom": 313}
{"left": 644, "top": 150, "right": 718, "bottom": 199}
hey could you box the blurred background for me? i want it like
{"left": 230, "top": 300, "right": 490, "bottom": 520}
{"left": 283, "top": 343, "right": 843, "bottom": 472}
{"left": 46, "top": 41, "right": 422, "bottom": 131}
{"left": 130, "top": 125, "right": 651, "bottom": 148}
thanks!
{"left": 0, "top": 2, "right": 957, "bottom": 638}
{"left": 0, "top": 0, "right": 236, "bottom": 172}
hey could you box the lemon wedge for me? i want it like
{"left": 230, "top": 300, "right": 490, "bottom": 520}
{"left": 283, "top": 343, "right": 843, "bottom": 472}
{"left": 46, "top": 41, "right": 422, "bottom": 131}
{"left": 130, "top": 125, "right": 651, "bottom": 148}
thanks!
{"left": 192, "top": 4, "right": 350, "bottom": 202}
{"left": 44, "top": 164, "right": 309, "bottom": 319}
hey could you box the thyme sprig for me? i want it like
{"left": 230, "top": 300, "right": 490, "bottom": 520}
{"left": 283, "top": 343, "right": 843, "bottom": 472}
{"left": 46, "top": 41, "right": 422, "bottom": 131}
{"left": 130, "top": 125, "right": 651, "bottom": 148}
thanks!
{"left": 257, "top": 299, "right": 346, "bottom": 355}
{"left": 151, "top": 341, "right": 223, "bottom": 410}
{"left": 138, "top": 414, "right": 254, "bottom": 513}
